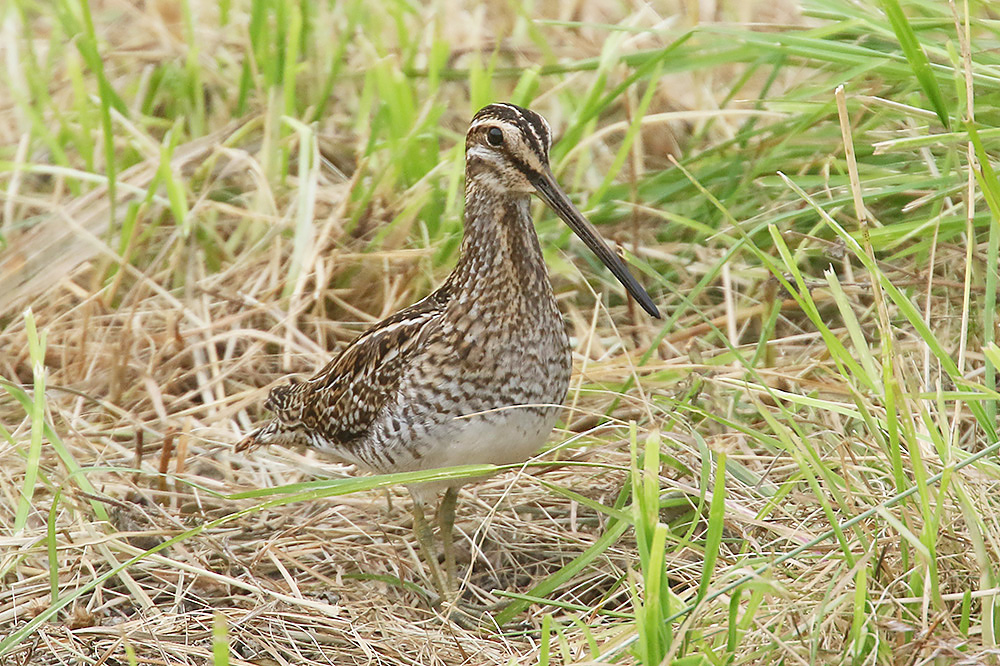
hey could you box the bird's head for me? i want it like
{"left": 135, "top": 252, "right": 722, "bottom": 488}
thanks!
{"left": 464, "top": 102, "right": 660, "bottom": 318}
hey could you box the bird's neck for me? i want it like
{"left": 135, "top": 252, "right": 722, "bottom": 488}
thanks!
{"left": 449, "top": 183, "right": 551, "bottom": 302}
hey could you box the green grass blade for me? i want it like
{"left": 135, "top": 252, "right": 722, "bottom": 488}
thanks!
{"left": 47, "top": 488, "right": 61, "bottom": 605}
{"left": 13, "top": 310, "right": 46, "bottom": 533}
{"left": 877, "top": 0, "right": 950, "bottom": 128}
{"left": 697, "top": 451, "right": 726, "bottom": 604}
{"left": 212, "top": 612, "right": 230, "bottom": 666}
{"left": 968, "top": 122, "right": 1000, "bottom": 424}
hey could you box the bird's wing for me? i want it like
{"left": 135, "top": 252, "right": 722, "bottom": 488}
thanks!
{"left": 236, "top": 288, "right": 449, "bottom": 452}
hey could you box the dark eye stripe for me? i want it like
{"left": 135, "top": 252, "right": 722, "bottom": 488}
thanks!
{"left": 507, "top": 152, "right": 533, "bottom": 176}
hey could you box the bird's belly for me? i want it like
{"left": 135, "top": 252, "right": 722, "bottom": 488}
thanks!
{"left": 354, "top": 403, "right": 562, "bottom": 503}
{"left": 407, "top": 406, "right": 560, "bottom": 471}
{"left": 352, "top": 386, "right": 566, "bottom": 474}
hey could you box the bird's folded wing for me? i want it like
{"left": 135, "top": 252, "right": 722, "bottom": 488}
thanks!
{"left": 268, "top": 288, "right": 449, "bottom": 447}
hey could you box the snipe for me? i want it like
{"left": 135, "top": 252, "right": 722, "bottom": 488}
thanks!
{"left": 237, "top": 102, "right": 660, "bottom": 601}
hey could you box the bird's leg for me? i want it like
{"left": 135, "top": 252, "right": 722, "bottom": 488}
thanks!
{"left": 411, "top": 497, "right": 446, "bottom": 602}
{"left": 438, "top": 486, "right": 459, "bottom": 594}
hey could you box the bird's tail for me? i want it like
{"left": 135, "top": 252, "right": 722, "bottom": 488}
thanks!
{"left": 235, "top": 378, "right": 308, "bottom": 453}
{"left": 234, "top": 428, "right": 263, "bottom": 453}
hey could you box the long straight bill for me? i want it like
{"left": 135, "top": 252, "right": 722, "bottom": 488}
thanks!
{"left": 532, "top": 168, "right": 661, "bottom": 318}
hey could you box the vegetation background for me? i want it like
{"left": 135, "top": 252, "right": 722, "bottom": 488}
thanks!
{"left": 2, "top": 0, "right": 1000, "bottom": 663}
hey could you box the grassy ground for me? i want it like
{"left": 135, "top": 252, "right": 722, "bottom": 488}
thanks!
{"left": 3, "top": 0, "right": 1000, "bottom": 663}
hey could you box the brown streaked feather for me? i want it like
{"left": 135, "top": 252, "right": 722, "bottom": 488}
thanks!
{"left": 235, "top": 286, "right": 450, "bottom": 452}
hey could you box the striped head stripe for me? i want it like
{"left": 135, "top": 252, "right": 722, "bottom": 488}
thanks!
{"left": 470, "top": 102, "right": 552, "bottom": 159}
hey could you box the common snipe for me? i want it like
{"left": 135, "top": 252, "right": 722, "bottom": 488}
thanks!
{"left": 237, "top": 102, "right": 660, "bottom": 600}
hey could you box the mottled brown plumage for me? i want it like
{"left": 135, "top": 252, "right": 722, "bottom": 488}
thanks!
{"left": 240, "top": 289, "right": 449, "bottom": 452}
{"left": 237, "top": 103, "right": 659, "bottom": 599}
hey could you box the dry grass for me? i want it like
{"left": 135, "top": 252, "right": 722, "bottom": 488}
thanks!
{"left": 4, "top": 0, "right": 1000, "bottom": 664}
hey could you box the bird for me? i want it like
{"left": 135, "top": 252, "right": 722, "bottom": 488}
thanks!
{"left": 236, "top": 102, "right": 660, "bottom": 602}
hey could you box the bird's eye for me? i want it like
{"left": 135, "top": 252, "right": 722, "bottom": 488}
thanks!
{"left": 486, "top": 127, "right": 504, "bottom": 146}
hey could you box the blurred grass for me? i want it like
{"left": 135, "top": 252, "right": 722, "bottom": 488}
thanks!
{"left": 2, "top": 0, "right": 1000, "bottom": 664}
